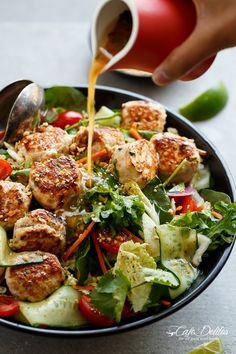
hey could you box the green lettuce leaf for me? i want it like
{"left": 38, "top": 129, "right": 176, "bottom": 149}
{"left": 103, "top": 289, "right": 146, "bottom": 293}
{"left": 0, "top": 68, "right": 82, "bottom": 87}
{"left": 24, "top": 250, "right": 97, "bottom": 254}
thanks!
{"left": 114, "top": 241, "right": 156, "bottom": 312}
{"left": 200, "top": 189, "right": 231, "bottom": 204}
{"left": 143, "top": 177, "right": 173, "bottom": 224}
{"left": 45, "top": 86, "right": 87, "bottom": 112}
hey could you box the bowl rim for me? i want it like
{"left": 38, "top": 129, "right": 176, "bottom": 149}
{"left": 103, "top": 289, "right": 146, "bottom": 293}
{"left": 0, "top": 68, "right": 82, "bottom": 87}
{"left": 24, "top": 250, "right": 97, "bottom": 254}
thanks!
{"left": 0, "top": 84, "right": 235, "bottom": 337}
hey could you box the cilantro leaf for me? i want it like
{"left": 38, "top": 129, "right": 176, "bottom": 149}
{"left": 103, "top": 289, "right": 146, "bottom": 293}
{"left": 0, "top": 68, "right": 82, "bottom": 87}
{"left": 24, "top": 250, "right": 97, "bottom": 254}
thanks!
{"left": 91, "top": 270, "right": 130, "bottom": 322}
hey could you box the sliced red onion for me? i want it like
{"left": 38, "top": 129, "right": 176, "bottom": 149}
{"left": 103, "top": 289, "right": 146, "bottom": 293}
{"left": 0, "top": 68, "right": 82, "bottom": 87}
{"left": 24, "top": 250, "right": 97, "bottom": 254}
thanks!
{"left": 168, "top": 186, "right": 204, "bottom": 206}
{"left": 191, "top": 189, "right": 204, "bottom": 205}
{"left": 167, "top": 186, "right": 194, "bottom": 198}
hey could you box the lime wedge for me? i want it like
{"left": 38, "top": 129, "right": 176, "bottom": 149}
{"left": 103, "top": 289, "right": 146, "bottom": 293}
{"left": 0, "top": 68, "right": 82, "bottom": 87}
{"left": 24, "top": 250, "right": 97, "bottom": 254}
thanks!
{"left": 188, "top": 337, "right": 224, "bottom": 354}
{"left": 179, "top": 82, "right": 228, "bottom": 121}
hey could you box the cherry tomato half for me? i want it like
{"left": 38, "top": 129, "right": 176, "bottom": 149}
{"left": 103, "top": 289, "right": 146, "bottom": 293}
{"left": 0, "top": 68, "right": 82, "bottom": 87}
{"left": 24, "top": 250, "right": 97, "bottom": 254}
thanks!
{"left": 0, "top": 296, "right": 19, "bottom": 317}
{"left": 174, "top": 195, "right": 203, "bottom": 214}
{"left": 0, "top": 159, "right": 12, "bottom": 180}
{"left": 0, "top": 131, "right": 5, "bottom": 140}
{"left": 181, "top": 195, "right": 201, "bottom": 213}
{"left": 52, "top": 110, "right": 82, "bottom": 129}
{"left": 97, "top": 228, "right": 129, "bottom": 255}
{"left": 121, "top": 302, "right": 135, "bottom": 320}
{"left": 79, "top": 294, "right": 114, "bottom": 327}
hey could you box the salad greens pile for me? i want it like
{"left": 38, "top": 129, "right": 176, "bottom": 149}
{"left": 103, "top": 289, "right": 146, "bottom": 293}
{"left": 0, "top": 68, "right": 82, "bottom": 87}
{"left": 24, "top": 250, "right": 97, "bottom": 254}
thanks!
{"left": 1, "top": 86, "right": 234, "bottom": 330}
{"left": 44, "top": 86, "right": 235, "bottom": 324}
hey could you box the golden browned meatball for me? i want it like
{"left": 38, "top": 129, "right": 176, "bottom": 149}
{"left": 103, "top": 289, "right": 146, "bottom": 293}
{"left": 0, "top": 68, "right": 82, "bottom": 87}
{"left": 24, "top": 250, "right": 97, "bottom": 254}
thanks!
{"left": 151, "top": 132, "right": 200, "bottom": 183}
{"left": 15, "top": 123, "right": 72, "bottom": 163}
{"left": 70, "top": 126, "right": 125, "bottom": 160}
{"left": 5, "top": 253, "right": 64, "bottom": 302}
{"left": 111, "top": 139, "right": 158, "bottom": 188}
{"left": 0, "top": 181, "right": 31, "bottom": 230}
{"left": 29, "top": 156, "right": 82, "bottom": 210}
{"left": 11, "top": 209, "right": 66, "bottom": 257}
{"left": 121, "top": 100, "right": 166, "bottom": 131}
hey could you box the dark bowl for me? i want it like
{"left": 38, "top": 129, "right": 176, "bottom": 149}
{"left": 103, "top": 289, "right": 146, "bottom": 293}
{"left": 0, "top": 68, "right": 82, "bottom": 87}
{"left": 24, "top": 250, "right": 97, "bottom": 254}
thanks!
{"left": 0, "top": 85, "right": 235, "bottom": 337}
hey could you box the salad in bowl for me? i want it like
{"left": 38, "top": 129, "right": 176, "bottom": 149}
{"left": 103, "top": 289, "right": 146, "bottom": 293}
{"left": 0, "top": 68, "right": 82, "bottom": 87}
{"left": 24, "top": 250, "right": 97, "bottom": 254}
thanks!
{"left": 0, "top": 85, "right": 235, "bottom": 334}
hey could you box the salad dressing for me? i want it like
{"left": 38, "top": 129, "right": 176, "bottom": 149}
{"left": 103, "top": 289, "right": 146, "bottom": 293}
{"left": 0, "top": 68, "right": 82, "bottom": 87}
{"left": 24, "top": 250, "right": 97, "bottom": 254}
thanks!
{"left": 87, "top": 11, "right": 132, "bottom": 174}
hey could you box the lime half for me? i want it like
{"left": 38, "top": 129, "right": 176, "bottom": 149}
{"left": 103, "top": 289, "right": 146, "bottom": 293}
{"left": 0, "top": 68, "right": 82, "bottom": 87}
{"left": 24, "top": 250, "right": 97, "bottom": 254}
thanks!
{"left": 179, "top": 82, "right": 228, "bottom": 121}
{"left": 188, "top": 337, "right": 224, "bottom": 354}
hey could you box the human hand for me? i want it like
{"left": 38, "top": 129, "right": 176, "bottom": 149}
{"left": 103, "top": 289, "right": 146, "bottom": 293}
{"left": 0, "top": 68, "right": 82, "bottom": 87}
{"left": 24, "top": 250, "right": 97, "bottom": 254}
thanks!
{"left": 152, "top": 0, "right": 236, "bottom": 85}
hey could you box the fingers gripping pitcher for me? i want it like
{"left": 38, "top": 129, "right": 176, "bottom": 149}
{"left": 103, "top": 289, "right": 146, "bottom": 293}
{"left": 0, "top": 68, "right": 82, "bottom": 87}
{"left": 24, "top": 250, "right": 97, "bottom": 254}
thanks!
{"left": 90, "top": 0, "right": 215, "bottom": 80}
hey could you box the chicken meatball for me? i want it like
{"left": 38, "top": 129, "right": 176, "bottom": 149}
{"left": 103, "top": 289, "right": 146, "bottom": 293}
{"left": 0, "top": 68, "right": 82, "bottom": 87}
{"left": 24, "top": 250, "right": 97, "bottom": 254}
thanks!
{"left": 151, "top": 132, "right": 200, "bottom": 183}
{"left": 70, "top": 126, "right": 125, "bottom": 159}
{"left": 0, "top": 181, "right": 31, "bottom": 230}
{"left": 121, "top": 100, "right": 166, "bottom": 131}
{"left": 111, "top": 139, "right": 158, "bottom": 188}
{"left": 5, "top": 253, "right": 64, "bottom": 302}
{"left": 11, "top": 209, "right": 66, "bottom": 257}
{"left": 15, "top": 123, "right": 72, "bottom": 163}
{"left": 29, "top": 156, "right": 82, "bottom": 210}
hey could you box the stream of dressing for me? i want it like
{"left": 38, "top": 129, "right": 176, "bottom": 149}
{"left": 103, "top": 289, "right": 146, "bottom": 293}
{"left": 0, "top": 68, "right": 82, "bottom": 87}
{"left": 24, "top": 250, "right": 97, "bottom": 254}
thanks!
{"left": 86, "top": 11, "right": 132, "bottom": 175}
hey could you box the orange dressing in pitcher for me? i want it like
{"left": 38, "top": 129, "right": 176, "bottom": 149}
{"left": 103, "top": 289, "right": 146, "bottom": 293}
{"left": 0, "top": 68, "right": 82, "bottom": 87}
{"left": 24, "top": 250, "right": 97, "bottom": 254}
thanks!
{"left": 87, "top": 11, "right": 132, "bottom": 174}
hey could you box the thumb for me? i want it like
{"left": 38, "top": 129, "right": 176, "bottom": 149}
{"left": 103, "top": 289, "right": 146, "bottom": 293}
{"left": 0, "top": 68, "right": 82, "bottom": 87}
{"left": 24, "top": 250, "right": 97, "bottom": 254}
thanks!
{"left": 152, "top": 25, "right": 219, "bottom": 86}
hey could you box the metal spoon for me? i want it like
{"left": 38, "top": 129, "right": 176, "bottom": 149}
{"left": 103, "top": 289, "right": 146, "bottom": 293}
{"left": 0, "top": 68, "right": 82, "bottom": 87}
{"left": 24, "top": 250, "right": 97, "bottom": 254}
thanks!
{"left": 0, "top": 80, "right": 45, "bottom": 144}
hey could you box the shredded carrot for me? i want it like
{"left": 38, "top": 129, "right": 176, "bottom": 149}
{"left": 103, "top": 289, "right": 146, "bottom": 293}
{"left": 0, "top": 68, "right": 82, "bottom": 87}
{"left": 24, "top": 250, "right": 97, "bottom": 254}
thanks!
{"left": 129, "top": 127, "right": 143, "bottom": 140}
{"left": 175, "top": 205, "right": 183, "bottom": 212}
{"left": 91, "top": 230, "right": 107, "bottom": 273}
{"left": 160, "top": 299, "right": 171, "bottom": 307}
{"left": 212, "top": 210, "right": 223, "bottom": 220}
{"left": 76, "top": 149, "right": 108, "bottom": 164}
{"left": 63, "top": 221, "right": 95, "bottom": 261}
{"left": 198, "top": 148, "right": 207, "bottom": 156}
{"left": 73, "top": 285, "right": 95, "bottom": 291}
{"left": 122, "top": 228, "right": 144, "bottom": 243}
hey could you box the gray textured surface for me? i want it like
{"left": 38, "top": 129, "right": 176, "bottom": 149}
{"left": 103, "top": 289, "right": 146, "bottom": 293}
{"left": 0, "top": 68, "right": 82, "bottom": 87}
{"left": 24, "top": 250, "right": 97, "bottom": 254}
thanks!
{"left": 0, "top": 1, "right": 236, "bottom": 353}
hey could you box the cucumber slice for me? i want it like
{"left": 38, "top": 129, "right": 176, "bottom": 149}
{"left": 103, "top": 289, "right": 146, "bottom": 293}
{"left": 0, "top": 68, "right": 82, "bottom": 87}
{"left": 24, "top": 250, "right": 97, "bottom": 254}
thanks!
{"left": 0, "top": 226, "right": 44, "bottom": 267}
{"left": 158, "top": 224, "right": 197, "bottom": 261}
{"left": 143, "top": 267, "right": 179, "bottom": 288}
{"left": 95, "top": 106, "right": 121, "bottom": 127}
{"left": 192, "top": 233, "right": 211, "bottom": 267}
{"left": 156, "top": 224, "right": 199, "bottom": 299}
{"left": 15, "top": 286, "right": 87, "bottom": 328}
{"left": 142, "top": 213, "right": 160, "bottom": 260}
{"left": 167, "top": 259, "right": 198, "bottom": 299}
